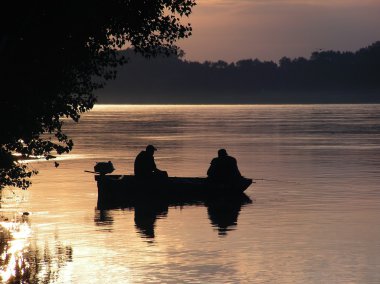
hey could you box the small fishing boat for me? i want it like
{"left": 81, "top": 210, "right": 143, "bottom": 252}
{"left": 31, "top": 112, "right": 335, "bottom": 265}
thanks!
{"left": 95, "top": 174, "right": 253, "bottom": 209}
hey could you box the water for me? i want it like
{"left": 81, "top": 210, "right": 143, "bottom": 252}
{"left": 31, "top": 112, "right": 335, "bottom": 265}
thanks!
{"left": 1, "top": 104, "right": 380, "bottom": 283}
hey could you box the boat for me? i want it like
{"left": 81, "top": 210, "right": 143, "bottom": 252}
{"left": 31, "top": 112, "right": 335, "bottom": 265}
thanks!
{"left": 95, "top": 174, "right": 253, "bottom": 209}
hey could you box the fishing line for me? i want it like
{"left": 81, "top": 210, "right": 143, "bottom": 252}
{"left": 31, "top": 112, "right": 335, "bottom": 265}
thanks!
{"left": 253, "top": 178, "right": 302, "bottom": 185}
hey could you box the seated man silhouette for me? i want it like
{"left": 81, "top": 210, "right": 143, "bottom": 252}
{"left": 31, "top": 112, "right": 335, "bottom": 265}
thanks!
{"left": 134, "top": 145, "right": 168, "bottom": 180}
{"left": 207, "top": 149, "right": 242, "bottom": 183}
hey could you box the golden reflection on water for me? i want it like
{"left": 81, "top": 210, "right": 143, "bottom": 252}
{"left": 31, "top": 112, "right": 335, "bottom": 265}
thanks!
{"left": 0, "top": 188, "right": 73, "bottom": 284}
{"left": 0, "top": 219, "right": 31, "bottom": 283}
{"left": 2, "top": 105, "right": 380, "bottom": 283}
{"left": 0, "top": 217, "right": 74, "bottom": 283}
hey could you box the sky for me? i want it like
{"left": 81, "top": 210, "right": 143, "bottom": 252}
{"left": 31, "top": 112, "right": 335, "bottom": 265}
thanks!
{"left": 178, "top": 0, "right": 380, "bottom": 62}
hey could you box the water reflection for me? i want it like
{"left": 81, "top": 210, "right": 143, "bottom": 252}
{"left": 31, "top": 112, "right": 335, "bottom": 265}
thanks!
{"left": 0, "top": 215, "right": 72, "bottom": 283}
{"left": 206, "top": 194, "right": 252, "bottom": 236}
{"left": 95, "top": 194, "right": 252, "bottom": 240}
{"left": 0, "top": 216, "right": 31, "bottom": 283}
{"left": 134, "top": 202, "right": 169, "bottom": 239}
{"left": 94, "top": 209, "right": 114, "bottom": 227}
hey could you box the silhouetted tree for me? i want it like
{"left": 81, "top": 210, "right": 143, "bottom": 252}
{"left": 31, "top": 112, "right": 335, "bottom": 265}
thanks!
{"left": 0, "top": 0, "right": 195, "bottom": 189}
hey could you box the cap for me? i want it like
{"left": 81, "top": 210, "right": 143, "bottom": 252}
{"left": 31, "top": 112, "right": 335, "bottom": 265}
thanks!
{"left": 146, "top": 145, "right": 157, "bottom": 151}
{"left": 218, "top": 148, "right": 227, "bottom": 157}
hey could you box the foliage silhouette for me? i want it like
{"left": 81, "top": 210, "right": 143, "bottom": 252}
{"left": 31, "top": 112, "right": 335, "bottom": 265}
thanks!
{"left": 0, "top": 0, "right": 195, "bottom": 189}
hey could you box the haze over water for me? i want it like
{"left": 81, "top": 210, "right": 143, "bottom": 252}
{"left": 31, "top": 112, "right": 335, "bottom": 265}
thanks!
{"left": 1, "top": 104, "right": 380, "bottom": 283}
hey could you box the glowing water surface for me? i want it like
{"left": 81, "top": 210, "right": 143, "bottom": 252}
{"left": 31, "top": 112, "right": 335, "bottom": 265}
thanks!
{"left": 1, "top": 104, "right": 380, "bottom": 283}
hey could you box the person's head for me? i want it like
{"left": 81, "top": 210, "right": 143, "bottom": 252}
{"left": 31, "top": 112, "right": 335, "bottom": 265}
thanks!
{"left": 146, "top": 144, "right": 157, "bottom": 155}
{"left": 218, "top": 148, "right": 227, "bottom": 157}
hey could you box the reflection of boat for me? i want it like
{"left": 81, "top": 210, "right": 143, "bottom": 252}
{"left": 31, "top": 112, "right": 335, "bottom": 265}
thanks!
{"left": 95, "top": 175, "right": 253, "bottom": 209}
{"left": 134, "top": 202, "right": 168, "bottom": 239}
{"left": 94, "top": 194, "right": 252, "bottom": 239}
{"left": 206, "top": 195, "right": 251, "bottom": 236}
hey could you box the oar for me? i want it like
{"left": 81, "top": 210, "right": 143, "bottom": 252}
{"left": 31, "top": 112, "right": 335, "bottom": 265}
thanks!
{"left": 84, "top": 170, "right": 96, "bottom": 173}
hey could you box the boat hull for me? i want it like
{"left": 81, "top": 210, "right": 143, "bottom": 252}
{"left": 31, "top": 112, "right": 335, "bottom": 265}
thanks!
{"left": 95, "top": 175, "right": 253, "bottom": 209}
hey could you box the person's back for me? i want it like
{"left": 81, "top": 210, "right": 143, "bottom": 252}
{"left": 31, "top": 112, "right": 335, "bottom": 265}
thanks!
{"left": 134, "top": 145, "right": 168, "bottom": 180}
{"left": 134, "top": 146, "right": 157, "bottom": 178}
{"left": 207, "top": 149, "right": 241, "bottom": 182}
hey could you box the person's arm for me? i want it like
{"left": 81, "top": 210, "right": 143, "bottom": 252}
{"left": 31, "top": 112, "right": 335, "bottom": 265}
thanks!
{"left": 232, "top": 158, "right": 242, "bottom": 177}
{"left": 207, "top": 159, "right": 216, "bottom": 177}
{"left": 150, "top": 156, "right": 158, "bottom": 172}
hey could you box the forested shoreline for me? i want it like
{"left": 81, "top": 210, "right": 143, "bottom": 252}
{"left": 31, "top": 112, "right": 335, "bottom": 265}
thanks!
{"left": 97, "top": 41, "right": 380, "bottom": 103}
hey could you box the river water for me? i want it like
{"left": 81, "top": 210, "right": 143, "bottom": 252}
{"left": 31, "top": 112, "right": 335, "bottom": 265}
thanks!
{"left": 1, "top": 104, "right": 380, "bottom": 283}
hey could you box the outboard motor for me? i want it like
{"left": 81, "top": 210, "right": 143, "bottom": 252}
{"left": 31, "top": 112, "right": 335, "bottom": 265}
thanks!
{"left": 94, "top": 161, "right": 115, "bottom": 175}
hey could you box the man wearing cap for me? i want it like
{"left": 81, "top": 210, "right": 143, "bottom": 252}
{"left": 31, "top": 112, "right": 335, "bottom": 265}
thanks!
{"left": 207, "top": 149, "right": 242, "bottom": 183}
{"left": 134, "top": 145, "right": 167, "bottom": 179}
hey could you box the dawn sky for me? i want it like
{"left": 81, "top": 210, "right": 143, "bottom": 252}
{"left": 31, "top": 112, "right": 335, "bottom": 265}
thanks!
{"left": 178, "top": 0, "right": 380, "bottom": 62}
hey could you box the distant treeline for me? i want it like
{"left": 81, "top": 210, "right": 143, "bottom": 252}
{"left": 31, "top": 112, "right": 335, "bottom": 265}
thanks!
{"left": 96, "top": 41, "right": 380, "bottom": 104}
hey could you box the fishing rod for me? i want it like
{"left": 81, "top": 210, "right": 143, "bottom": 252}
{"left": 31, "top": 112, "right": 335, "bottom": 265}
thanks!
{"left": 253, "top": 178, "right": 301, "bottom": 185}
